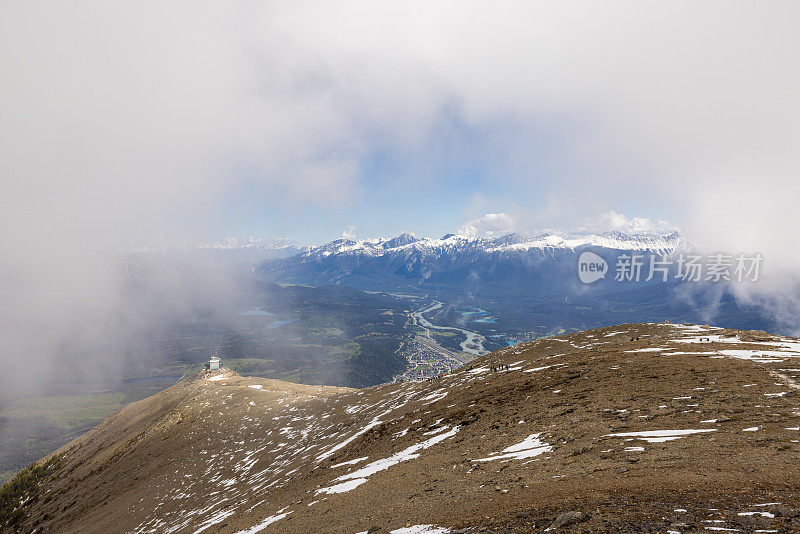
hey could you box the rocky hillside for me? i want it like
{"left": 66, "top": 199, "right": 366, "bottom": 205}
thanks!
{"left": 4, "top": 323, "right": 800, "bottom": 533}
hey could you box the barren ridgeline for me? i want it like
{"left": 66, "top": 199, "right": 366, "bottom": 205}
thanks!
{"left": 3, "top": 323, "right": 800, "bottom": 533}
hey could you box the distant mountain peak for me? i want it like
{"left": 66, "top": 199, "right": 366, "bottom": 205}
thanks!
{"left": 382, "top": 233, "right": 420, "bottom": 249}
{"left": 262, "top": 228, "right": 687, "bottom": 291}
{"left": 295, "top": 228, "right": 684, "bottom": 259}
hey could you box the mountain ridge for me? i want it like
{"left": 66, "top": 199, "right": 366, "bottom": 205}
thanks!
{"left": 258, "top": 230, "right": 687, "bottom": 293}
{"left": 5, "top": 322, "right": 800, "bottom": 533}
{"left": 290, "top": 229, "right": 685, "bottom": 259}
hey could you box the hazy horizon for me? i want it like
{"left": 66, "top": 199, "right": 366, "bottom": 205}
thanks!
{"left": 3, "top": 1, "right": 800, "bottom": 391}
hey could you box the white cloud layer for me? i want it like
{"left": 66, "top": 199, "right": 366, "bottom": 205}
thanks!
{"left": 2, "top": 1, "right": 800, "bottom": 385}
{"left": 342, "top": 226, "right": 358, "bottom": 240}
{"left": 458, "top": 213, "right": 516, "bottom": 238}
{"left": 578, "top": 211, "right": 677, "bottom": 235}
{"left": 2, "top": 2, "right": 799, "bottom": 254}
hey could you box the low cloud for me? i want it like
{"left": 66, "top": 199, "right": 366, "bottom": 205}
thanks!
{"left": 2, "top": 1, "right": 800, "bottom": 387}
{"left": 578, "top": 211, "right": 678, "bottom": 235}
{"left": 342, "top": 226, "right": 358, "bottom": 240}
{"left": 458, "top": 213, "right": 516, "bottom": 238}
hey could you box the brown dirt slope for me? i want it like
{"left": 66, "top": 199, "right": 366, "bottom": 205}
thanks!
{"left": 4, "top": 322, "right": 800, "bottom": 533}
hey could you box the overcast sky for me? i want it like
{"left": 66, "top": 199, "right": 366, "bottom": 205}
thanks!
{"left": 2, "top": 2, "right": 800, "bottom": 386}
{"left": 2, "top": 1, "right": 798, "bottom": 250}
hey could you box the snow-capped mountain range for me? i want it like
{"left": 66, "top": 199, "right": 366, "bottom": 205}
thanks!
{"left": 133, "top": 236, "right": 299, "bottom": 255}
{"left": 299, "top": 230, "right": 684, "bottom": 259}
{"left": 260, "top": 230, "right": 687, "bottom": 292}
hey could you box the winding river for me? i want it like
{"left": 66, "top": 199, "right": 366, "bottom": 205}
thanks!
{"left": 411, "top": 301, "right": 488, "bottom": 356}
